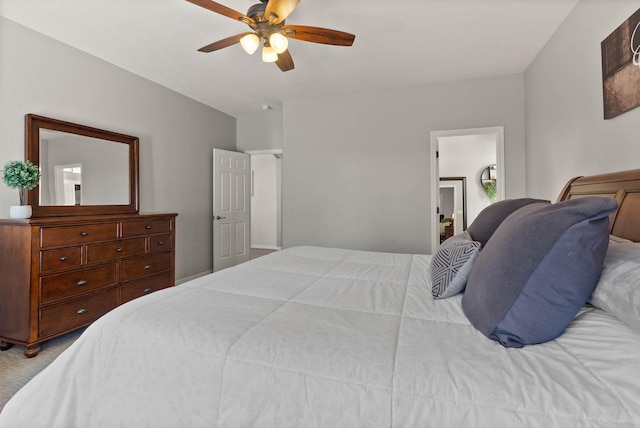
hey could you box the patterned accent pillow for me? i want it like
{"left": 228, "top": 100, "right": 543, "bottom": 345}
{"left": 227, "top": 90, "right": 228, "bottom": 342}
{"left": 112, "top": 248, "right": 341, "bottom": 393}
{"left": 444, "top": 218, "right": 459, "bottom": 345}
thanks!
{"left": 431, "top": 233, "right": 481, "bottom": 299}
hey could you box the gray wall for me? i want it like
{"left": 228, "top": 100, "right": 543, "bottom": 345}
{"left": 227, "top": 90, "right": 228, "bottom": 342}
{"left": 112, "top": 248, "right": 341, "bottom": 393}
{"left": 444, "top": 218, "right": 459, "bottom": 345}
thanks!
{"left": 0, "top": 17, "right": 236, "bottom": 280}
{"left": 282, "top": 75, "right": 526, "bottom": 254}
{"left": 525, "top": 0, "right": 640, "bottom": 201}
{"left": 236, "top": 107, "right": 283, "bottom": 152}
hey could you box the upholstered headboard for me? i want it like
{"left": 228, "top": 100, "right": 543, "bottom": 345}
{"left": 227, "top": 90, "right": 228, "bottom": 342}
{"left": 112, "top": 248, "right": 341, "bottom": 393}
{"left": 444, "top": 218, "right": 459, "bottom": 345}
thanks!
{"left": 557, "top": 169, "right": 640, "bottom": 242}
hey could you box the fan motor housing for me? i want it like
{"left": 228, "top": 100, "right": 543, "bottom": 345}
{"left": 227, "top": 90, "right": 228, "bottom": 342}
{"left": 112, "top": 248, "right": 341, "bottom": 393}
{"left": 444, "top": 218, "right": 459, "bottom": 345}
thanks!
{"left": 247, "top": 3, "right": 267, "bottom": 21}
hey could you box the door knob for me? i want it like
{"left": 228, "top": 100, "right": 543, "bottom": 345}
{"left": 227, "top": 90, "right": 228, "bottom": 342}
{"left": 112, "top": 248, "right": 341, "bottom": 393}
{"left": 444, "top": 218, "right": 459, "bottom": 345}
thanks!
{"left": 215, "top": 216, "right": 226, "bottom": 220}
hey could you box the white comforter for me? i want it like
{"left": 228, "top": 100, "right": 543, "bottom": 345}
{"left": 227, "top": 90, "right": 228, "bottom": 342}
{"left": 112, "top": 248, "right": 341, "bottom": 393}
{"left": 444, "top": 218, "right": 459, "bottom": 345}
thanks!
{"left": 1, "top": 246, "right": 639, "bottom": 427}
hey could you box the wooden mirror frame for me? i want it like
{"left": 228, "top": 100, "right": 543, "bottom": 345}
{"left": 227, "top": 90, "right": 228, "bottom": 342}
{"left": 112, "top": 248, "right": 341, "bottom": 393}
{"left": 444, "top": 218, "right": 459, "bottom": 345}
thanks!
{"left": 25, "top": 114, "right": 139, "bottom": 217}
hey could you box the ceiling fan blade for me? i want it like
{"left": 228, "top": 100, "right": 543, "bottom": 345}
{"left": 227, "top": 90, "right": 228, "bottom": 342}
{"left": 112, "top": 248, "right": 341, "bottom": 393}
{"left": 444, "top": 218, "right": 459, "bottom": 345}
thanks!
{"left": 281, "top": 25, "right": 355, "bottom": 46}
{"left": 198, "top": 32, "right": 251, "bottom": 53}
{"left": 264, "top": 0, "right": 300, "bottom": 24}
{"left": 186, "top": 0, "right": 254, "bottom": 25}
{"left": 276, "top": 50, "right": 295, "bottom": 72}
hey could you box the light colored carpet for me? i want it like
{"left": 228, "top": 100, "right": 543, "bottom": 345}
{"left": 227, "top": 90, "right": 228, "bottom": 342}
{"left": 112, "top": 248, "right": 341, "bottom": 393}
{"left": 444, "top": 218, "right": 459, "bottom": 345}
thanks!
{"left": 0, "top": 328, "right": 84, "bottom": 412}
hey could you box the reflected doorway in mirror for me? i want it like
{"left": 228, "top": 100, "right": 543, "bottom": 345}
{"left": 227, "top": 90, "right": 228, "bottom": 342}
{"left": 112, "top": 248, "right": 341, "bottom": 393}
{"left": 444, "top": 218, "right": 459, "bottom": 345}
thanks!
{"left": 52, "top": 164, "right": 82, "bottom": 206}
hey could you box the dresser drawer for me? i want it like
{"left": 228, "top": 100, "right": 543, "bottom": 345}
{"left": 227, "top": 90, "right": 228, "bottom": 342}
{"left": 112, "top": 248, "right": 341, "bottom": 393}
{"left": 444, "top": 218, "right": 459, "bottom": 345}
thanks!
{"left": 120, "top": 272, "right": 172, "bottom": 304}
{"left": 41, "top": 223, "right": 119, "bottom": 248}
{"left": 40, "top": 290, "right": 117, "bottom": 337}
{"left": 122, "top": 218, "right": 172, "bottom": 238}
{"left": 86, "top": 238, "right": 146, "bottom": 263}
{"left": 40, "top": 246, "right": 82, "bottom": 272}
{"left": 149, "top": 233, "right": 172, "bottom": 253}
{"left": 40, "top": 264, "right": 118, "bottom": 305}
{"left": 120, "top": 252, "right": 172, "bottom": 281}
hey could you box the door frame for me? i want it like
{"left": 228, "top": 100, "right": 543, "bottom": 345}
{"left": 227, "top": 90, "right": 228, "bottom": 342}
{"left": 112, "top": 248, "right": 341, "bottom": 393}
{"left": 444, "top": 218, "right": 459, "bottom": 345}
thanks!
{"left": 429, "top": 126, "right": 504, "bottom": 252}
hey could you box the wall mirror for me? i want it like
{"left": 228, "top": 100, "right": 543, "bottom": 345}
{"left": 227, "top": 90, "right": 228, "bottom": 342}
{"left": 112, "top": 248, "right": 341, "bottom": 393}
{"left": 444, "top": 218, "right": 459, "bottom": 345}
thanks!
{"left": 480, "top": 164, "right": 497, "bottom": 185}
{"left": 26, "top": 114, "right": 139, "bottom": 217}
{"left": 480, "top": 164, "right": 497, "bottom": 203}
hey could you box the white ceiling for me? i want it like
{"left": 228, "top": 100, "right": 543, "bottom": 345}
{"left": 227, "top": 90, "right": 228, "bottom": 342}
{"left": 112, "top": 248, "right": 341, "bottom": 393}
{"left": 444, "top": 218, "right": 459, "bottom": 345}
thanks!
{"left": 0, "top": 0, "right": 578, "bottom": 118}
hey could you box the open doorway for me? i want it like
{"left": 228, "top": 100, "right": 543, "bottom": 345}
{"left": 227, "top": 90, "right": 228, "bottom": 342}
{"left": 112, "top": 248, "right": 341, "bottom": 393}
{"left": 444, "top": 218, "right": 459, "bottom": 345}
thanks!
{"left": 430, "top": 126, "right": 504, "bottom": 252}
{"left": 246, "top": 149, "right": 283, "bottom": 256}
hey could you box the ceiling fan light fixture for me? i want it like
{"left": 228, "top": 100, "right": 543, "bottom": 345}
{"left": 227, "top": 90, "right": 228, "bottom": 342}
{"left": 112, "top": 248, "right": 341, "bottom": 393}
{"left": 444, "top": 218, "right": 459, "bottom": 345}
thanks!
{"left": 240, "top": 33, "right": 260, "bottom": 55}
{"left": 269, "top": 32, "right": 289, "bottom": 54}
{"left": 188, "top": 0, "right": 355, "bottom": 72}
{"left": 262, "top": 45, "right": 278, "bottom": 63}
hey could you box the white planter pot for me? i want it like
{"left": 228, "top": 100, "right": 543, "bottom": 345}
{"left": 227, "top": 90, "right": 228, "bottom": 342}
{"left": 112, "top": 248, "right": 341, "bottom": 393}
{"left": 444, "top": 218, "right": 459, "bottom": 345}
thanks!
{"left": 10, "top": 205, "right": 32, "bottom": 219}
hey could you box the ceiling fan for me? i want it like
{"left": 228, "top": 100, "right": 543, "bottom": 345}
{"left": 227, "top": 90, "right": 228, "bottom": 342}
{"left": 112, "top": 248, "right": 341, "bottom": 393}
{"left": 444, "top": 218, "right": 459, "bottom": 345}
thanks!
{"left": 186, "top": 0, "right": 355, "bottom": 72}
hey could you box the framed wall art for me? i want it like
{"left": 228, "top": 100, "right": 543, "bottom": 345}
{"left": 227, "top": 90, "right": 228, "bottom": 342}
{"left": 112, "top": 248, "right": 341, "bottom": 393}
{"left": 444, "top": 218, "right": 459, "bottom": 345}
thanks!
{"left": 601, "top": 8, "right": 640, "bottom": 119}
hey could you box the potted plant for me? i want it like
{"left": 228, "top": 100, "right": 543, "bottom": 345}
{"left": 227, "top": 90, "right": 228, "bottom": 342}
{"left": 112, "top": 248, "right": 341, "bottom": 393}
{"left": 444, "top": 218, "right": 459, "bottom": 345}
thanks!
{"left": 2, "top": 160, "right": 41, "bottom": 219}
{"left": 483, "top": 180, "right": 497, "bottom": 203}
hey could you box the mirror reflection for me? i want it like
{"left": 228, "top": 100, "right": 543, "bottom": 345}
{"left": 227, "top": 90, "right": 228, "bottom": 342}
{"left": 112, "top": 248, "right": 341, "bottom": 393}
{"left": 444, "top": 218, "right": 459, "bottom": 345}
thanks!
{"left": 439, "top": 177, "right": 467, "bottom": 243}
{"left": 39, "top": 129, "right": 130, "bottom": 206}
{"left": 54, "top": 164, "right": 81, "bottom": 206}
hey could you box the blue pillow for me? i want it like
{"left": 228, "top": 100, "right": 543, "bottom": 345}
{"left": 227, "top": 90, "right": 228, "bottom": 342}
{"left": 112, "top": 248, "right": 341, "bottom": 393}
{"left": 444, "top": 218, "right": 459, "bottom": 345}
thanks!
{"left": 466, "top": 198, "right": 549, "bottom": 247}
{"left": 462, "top": 197, "right": 618, "bottom": 348}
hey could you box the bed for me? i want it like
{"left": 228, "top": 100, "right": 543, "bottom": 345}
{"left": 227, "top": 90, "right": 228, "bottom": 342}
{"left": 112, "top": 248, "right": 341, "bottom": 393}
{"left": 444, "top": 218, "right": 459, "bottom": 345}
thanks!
{"left": 1, "top": 169, "right": 640, "bottom": 427}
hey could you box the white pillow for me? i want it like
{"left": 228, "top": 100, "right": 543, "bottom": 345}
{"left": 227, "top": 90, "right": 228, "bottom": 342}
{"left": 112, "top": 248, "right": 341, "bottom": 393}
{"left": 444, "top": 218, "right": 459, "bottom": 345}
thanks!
{"left": 590, "top": 240, "right": 640, "bottom": 331}
{"left": 609, "top": 234, "right": 632, "bottom": 243}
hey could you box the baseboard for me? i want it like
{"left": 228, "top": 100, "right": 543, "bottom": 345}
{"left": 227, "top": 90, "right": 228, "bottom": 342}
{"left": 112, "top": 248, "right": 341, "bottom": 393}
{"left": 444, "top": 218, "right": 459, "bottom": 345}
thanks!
{"left": 175, "top": 270, "right": 212, "bottom": 285}
{"left": 176, "top": 248, "right": 280, "bottom": 285}
{"left": 251, "top": 245, "right": 282, "bottom": 250}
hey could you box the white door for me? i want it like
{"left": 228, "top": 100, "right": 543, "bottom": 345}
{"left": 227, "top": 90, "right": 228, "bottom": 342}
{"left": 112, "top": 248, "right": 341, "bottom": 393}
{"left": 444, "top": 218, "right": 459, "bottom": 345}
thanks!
{"left": 213, "top": 149, "right": 251, "bottom": 271}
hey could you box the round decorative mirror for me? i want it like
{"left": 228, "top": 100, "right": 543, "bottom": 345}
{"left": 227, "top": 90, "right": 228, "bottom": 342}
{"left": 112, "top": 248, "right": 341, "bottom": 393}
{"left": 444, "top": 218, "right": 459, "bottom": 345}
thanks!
{"left": 480, "top": 164, "right": 497, "bottom": 202}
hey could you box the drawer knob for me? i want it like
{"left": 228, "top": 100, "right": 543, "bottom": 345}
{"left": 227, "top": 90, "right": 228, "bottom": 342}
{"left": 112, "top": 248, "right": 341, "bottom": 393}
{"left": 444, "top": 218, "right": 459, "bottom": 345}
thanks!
{"left": 157, "top": 241, "right": 164, "bottom": 246}
{"left": 116, "top": 247, "right": 123, "bottom": 253}
{"left": 80, "top": 231, "right": 88, "bottom": 236}
{"left": 76, "top": 308, "right": 88, "bottom": 315}
{"left": 143, "top": 287, "right": 153, "bottom": 294}
{"left": 77, "top": 279, "right": 89, "bottom": 286}
{"left": 145, "top": 225, "right": 152, "bottom": 229}
{"left": 144, "top": 264, "right": 152, "bottom": 269}
{"left": 59, "top": 256, "right": 68, "bottom": 261}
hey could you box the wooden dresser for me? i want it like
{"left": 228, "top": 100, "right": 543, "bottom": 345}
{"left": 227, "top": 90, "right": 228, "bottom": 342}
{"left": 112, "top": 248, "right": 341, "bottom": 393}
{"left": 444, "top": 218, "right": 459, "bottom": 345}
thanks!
{"left": 0, "top": 213, "right": 177, "bottom": 357}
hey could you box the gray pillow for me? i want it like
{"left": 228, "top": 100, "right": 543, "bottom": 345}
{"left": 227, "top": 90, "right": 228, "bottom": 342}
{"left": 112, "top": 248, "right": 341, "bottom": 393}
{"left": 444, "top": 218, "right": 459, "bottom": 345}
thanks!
{"left": 466, "top": 198, "right": 549, "bottom": 246}
{"left": 431, "top": 233, "right": 481, "bottom": 299}
{"left": 462, "top": 197, "right": 618, "bottom": 348}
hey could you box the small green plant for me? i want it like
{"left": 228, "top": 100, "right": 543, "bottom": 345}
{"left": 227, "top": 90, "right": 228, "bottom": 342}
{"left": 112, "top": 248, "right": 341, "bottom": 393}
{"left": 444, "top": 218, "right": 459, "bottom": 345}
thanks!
{"left": 2, "top": 160, "right": 41, "bottom": 205}
{"left": 483, "top": 180, "right": 497, "bottom": 202}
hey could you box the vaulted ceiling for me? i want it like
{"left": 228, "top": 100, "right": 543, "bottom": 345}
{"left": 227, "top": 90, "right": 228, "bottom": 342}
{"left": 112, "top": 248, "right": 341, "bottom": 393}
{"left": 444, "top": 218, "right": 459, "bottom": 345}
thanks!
{"left": 0, "top": 0, "right": 578, "bottom": 117}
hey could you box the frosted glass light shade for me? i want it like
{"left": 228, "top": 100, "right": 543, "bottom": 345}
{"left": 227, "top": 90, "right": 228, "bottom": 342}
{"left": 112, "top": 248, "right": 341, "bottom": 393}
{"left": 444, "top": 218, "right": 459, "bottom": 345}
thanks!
{"left": 262, "top": 45, "right": 278, "bottom": 62}
{"left": 269, "top": 33, "right": 288, "bottom": 54}
{"left": 240, "top": 33, "right": 260, "bottom": 55}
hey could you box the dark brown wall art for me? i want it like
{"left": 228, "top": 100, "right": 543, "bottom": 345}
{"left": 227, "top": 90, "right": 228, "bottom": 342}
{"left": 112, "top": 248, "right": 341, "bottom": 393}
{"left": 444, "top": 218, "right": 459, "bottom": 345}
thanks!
{"left": 601, "top": 8, "right": 640, "bottom": 119}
